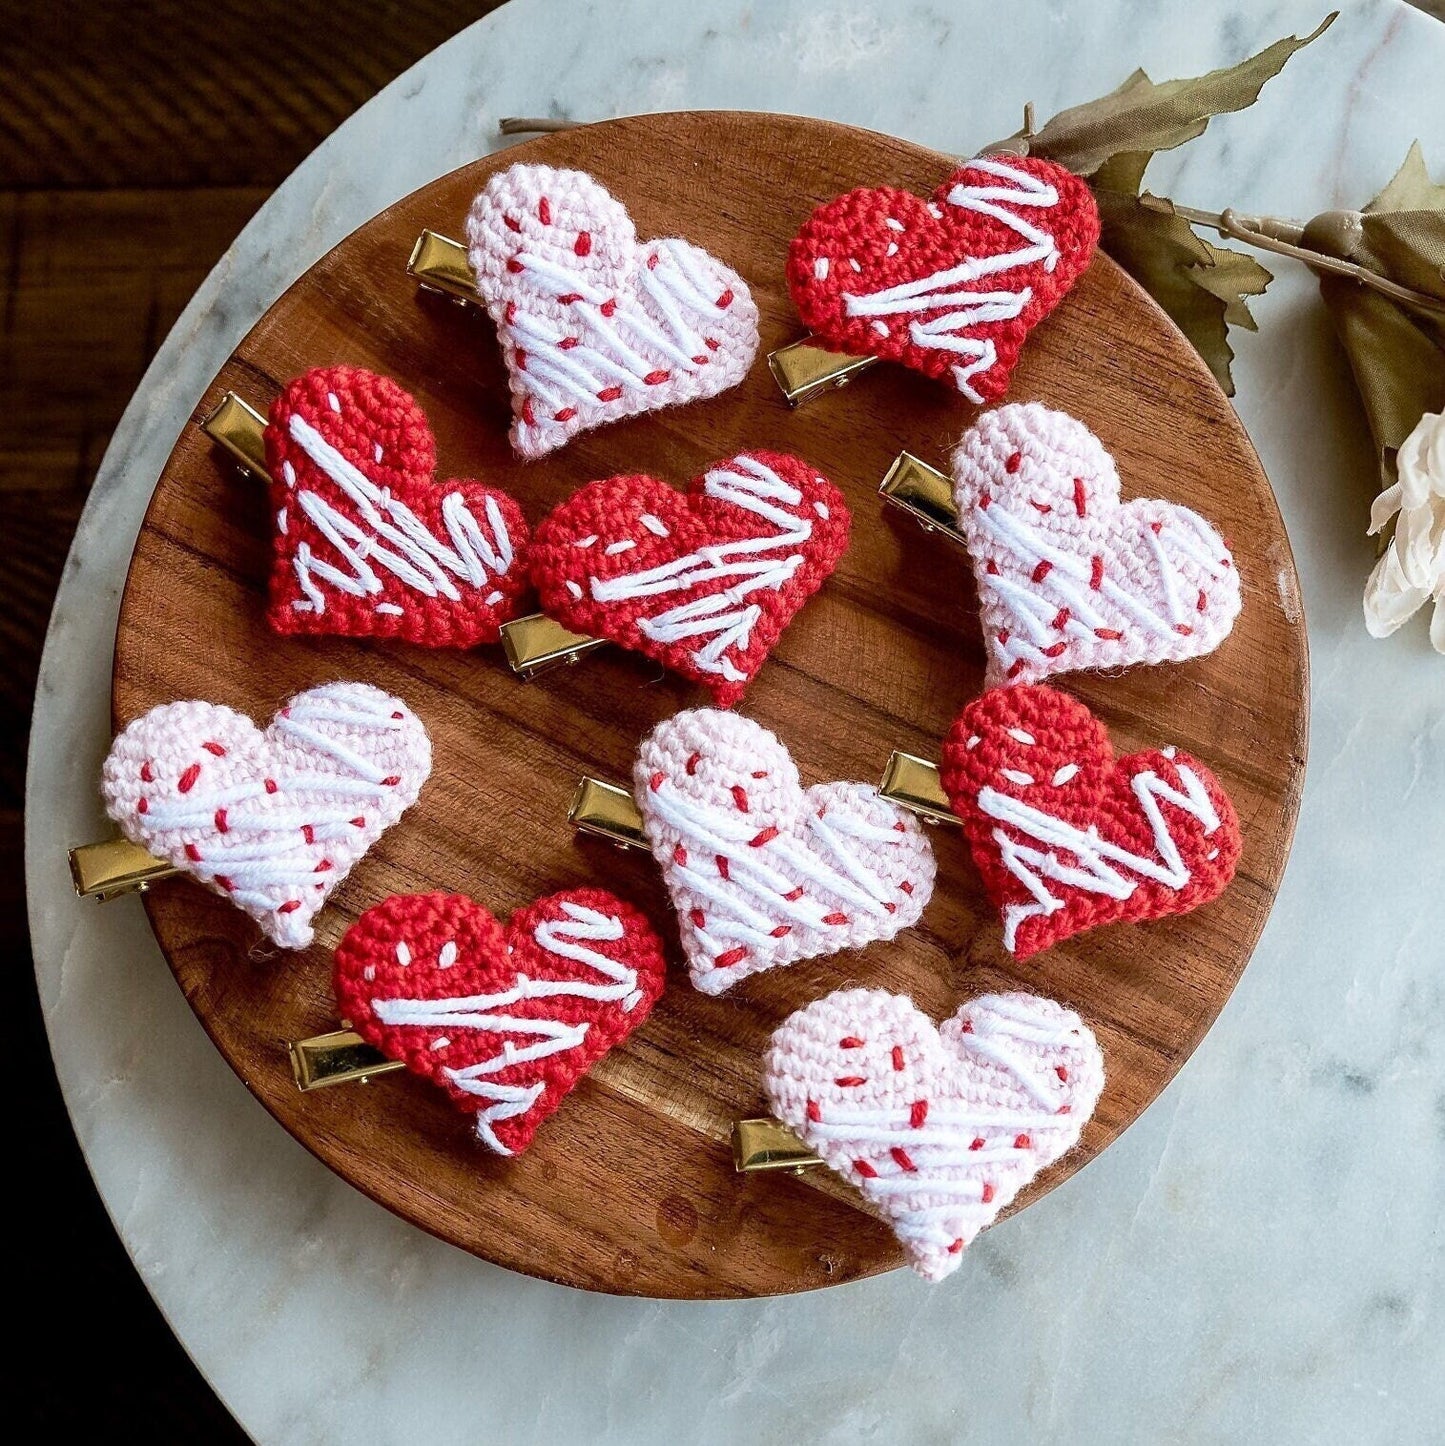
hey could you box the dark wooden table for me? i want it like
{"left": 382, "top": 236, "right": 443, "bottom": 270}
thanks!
{"left": 4, "top": 3, "right": 503, "bottom": 1432}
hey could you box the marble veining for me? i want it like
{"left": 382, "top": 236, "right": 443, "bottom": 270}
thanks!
{"left": 25, "top": 0, "right": 1444, "bottom": 1441}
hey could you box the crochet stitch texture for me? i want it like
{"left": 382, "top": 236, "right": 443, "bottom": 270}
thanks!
{"left": 953, "top": 403, "right": 1241, "bottom": 686}
{"left": 334, "top": 888, "right": 667, "bottom": 1155}
{"left": 101, "top": 682, "right": 432, "bottom": 949}
{"left": 529, "top": 451, "right": 850, "bottom": 706}
{"left": 939, "top": 684, "right": 1241, "bottom": 957}
{"left": 265, "top": 366, "right": 530, "bottom": 646}
{"left": 765, "top": 988, "right": 1105, "bottom": 1281}
{"left": 634, "top": 709, "right": 935, "bottom": 994}
{"left": 787, "top": 156, "right": 1098, "bottom": 402}
{"left": 467, "top": 163, "right": 760, "bottom": 458}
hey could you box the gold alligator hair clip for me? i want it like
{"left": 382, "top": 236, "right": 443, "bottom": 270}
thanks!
{"left": 775, "top": 153, "right": 1100, "bottom": 408}
{"left": 767, "top": 339, "right": 878, "bottom": 408}
{"left": 877, "top": 451, "right": 965, "bottom": 544}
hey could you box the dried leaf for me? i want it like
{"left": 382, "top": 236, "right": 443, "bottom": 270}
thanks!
{"left": 1019, "top": 13, "right": 1336, "bottom": 177}
{"left": 1316, "top": 145, "right": 1445, "bottom": 505}
{"left": 1091, "top": 187, "right": 1271, "bottom": 394}
{"left": 1359, "top": 212, "right": 1445, "bottom": 312}
{"left": 1008, "top": 18, "right": 1330, "bottom": 389}
{"left": 1366, "top": 140, "right": 1445, "bottom": 214}
{"left": 1189, "top": 238, "right": 1272, "bottom": 333}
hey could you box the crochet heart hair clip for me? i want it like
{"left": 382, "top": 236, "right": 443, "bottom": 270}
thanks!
{"left": 776, "top": 156, "right": 1098, "bottom": 406}
{"left": 99, "top": 682, "right": 432, "bottom": 949}
{"left": 523, "top": 451, "right": 851, "bottom": 705}
{"left": 940, "top": 684, "right": 1242, "bottom": 957}
{"left": 571, "top": 708, "right": 936, "bottom": 994}
{"left": 201, "top": 365, "right": 532, "bottom": 648}
{"left": 877, "top": 402, "right": 1241, "bottom": 687}
{"left": 763, "top": 987, "right": 1105, "bottom": 1281}
{"left": 953, "top": 404, "right": 1242, "bottom": 685}
{"left": 333, "top": 888, "right": 667, "bottom": 1154}
{"left": 466, "top": 163, "right": 760, "bottom": 458}
{"left": 264, "top": 367, "right": 532, "bottom": 645}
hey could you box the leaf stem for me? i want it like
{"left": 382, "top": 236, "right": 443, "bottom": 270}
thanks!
{"left": 1151, "top": 197, "right": 1445, "bottom": 316}
{"left": 498, "top": 117, "right": 580, "bottom": 135}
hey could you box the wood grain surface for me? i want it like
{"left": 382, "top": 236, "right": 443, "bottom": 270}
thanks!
{"left": 111, "top": 112, "right": 1308, "bottom": 1298}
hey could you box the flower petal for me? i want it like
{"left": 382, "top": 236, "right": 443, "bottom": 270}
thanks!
{"left": 1394, "top": 409, "right": 1445, "bottom": 511}
{"left": 1368, "top": 480, "right": 1403, "bottom": 536}
{"left": 1363, "top": 542, "right": 1430, "bottom": 638}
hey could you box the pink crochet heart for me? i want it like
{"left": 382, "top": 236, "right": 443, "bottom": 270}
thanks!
{"left": 467, "top": 163, "right": 760, "bottom": 458}
{"left": 634, "top": 710, "right": 935, "bottom": 995}
{"left": 529, "top": 452, "right": 850, "bottom": 707}
{"left": 334, "top": 889, "right": 667, "bottom": 1155}
{"left": 953, "top": 404, "right": 1242, "bottom": 686}
{"left": 265, "top": 367, "right": 530, "bottom": 647}
{"left": 765, "top": 988, "right": 1104, "bottom": 1281}
{"left": 788, "top": 156, "right": 1098, "bottom": 403}
{"left": 101, "top": 683, "right": 432, "bottom": 948}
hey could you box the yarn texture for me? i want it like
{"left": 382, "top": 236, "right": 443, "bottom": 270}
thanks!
{"left": 264, "top": 367, "right": 530, "bottom": 646}
{"left": 530, "top": 452, "right": 850, "bottom": 705}
{"left": 634, "top": 709, "right": 935, "bottom": 994}
{"left": 787, "top": 156, "right": 1098, "bottom": 402}
{"left": 939, "top": 684, "right": 1241, "bottom": 957}
{"left": 467, "top": 164, "right": 760, "bottom": 458}
{"left": 101, "top": 682, "right": 432, "bottom": 949}
{"left": 334, "top": 888, "right": 667, "bottom": 1155}
{"left": 765, "top": 988, "right": 1104, "bottom": 1282}
{"left": 953, "top": 403, "right": 1242, "bottom": 686}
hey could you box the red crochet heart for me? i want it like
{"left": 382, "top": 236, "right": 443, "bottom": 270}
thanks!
{"left": 334, "top": 889, "right": 667, "bottom": 1155}
{"left": 265, "top": 367, "right": 531, "bottom": 646}
{"left": 529, "top": 452, "right": 850, "bottom": 706}
{"left": 939, "top": 685, "right": 1240, "bottom": 958}
{"left": 787, "top": 156, "right": 1099, "bottom": 403}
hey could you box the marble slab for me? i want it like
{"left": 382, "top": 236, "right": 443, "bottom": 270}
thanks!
{"left": 25, "top": 0, "right": 1445, "bottom": 1440}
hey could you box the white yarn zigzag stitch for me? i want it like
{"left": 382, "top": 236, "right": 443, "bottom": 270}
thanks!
{"left": 101, "top": 682, "right": 432, "bottom": 949}
{"left": 952, "top": 403, "right": 1242, "bottom": 686}
{"left": 467, "top": 164, "right": 759, "bottom": 458}
{"left": 282, "top": 411, "right": 516, "bottom": 617}
{"left": 580, "top": 454, "right": 828, "bottom": 685}
{"left": 765, "top": 989, "right": 1105, "bottom": 1282}
{"left": 840, "top": 158, "right": 1061, "bottom": 401}
{"left": 635, "top": 709, "right": 935, "bottom": 994}
{"left": 971, "top": 737, "right": 1224, "bottom": 950}
{"left": 370, "top": 902, "right": 642, "bottom": 1154}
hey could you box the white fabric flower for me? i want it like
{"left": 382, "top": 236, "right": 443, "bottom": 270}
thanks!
{"left": 1363, "top": 409, "right": 1444, "bottom": 654}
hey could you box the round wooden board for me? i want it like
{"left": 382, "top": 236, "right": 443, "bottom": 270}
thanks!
{"left": 113, "top": 113, "right": 1308, "bottom": 1298}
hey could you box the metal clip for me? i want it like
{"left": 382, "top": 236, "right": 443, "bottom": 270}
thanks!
{"left": 767, "top": 338, "right": 877, "bottom": 406}
{"left": 407, "top": 230, "right": 479, "bottom": 304}
{"left": 201, "top": 392, "right": 270, "bottom": 479}
{"left": 288, "top": 1029, "right": 403, "bottom": 1091}
{"left": 877, "top": 452, "right": 964, "bottom": 543}
{"left": 500, "top": 613, "right": 609, "bottom": 678}
{"left": 731, "top": 1118, "right": 824, "bottom": 1172}
{"left": 568, "top": 776, "right": 647, "bottom": 849}
{"left": 877, "top": 752, "right": 957, "bottom": 826}
{"left": 69, "top": 837, "right": 180, "bottom": 901}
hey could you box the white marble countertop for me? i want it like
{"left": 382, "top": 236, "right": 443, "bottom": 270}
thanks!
{"left": 26, "top": 0, "right": 1444, "bottom": 1440}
